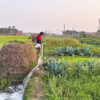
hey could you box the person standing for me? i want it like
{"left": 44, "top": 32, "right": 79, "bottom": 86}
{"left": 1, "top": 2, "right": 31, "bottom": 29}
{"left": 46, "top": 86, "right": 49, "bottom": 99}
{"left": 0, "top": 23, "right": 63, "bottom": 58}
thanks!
{"left": 35, "top": 32, "right": 44, "bottom": 58}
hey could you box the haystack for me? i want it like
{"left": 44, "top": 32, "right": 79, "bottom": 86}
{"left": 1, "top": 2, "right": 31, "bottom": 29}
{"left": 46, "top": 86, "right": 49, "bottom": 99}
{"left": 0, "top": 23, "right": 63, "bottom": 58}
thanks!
{"left": 0, "top": 42, "right": 36, "bottom": 80}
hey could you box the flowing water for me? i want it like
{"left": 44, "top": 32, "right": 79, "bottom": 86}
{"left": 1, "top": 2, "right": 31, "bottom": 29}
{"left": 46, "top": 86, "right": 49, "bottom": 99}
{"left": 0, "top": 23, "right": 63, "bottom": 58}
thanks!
{"left": 0, "top": 65, "right": 39, "bottom": 100}
{"left": 0, "top": 45, "right": 43, "bottom": 100}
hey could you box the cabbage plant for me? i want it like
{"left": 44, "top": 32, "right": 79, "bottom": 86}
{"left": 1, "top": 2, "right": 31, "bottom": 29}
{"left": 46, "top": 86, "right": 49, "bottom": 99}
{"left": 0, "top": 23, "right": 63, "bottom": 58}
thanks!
{"left": 44, "top": 58, "right": 66, "bottom": 76}
{"left": 56, "top": 46, "right": 93, "bottom": 57}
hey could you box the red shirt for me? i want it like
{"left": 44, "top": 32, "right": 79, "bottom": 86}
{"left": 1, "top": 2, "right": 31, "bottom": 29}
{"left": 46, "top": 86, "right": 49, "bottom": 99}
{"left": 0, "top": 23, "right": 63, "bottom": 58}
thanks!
{"left": 36, "top": 35, "right": 42, "bottom": 44}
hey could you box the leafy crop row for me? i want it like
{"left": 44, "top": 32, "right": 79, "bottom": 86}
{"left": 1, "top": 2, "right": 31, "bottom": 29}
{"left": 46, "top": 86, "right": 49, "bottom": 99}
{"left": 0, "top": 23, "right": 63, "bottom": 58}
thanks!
{"left": 43, "top": 58, "right": 100, "bottom": 100}
{"left": 56, "top": 46, "right": 100, "bottom": 57}
{"left": 43, "top": 37, "right": 84, "bottom": 55}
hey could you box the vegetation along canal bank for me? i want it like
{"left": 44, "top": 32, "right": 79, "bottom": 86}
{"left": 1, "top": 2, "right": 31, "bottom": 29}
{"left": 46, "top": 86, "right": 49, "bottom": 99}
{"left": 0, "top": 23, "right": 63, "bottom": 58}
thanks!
{"left": 0, "top": 35, "right": 100, "bottom": 100}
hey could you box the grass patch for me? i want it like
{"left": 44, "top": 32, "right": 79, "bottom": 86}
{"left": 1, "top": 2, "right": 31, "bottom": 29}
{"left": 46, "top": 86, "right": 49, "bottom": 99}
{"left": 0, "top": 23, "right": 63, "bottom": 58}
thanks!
{"left": 0, "top": 36, "right": 32, "bottom": 49}
{"left": 23, "top": 76, "right": 35, "bottom": 100}
{"left": 74, "top": 34, "right": 100, "bottom": 45}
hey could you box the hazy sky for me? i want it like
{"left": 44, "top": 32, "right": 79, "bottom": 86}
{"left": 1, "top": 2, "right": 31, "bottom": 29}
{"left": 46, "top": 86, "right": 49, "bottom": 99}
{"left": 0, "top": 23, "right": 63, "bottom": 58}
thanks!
{"left": 0, "top": 0, "right": 100, "bottom": 33}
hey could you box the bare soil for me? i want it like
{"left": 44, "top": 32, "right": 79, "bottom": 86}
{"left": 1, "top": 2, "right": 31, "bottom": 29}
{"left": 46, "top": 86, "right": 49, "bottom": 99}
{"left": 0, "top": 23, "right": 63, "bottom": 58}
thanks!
{"left": 32, "top": 67, "right": 45, "bottom": 100}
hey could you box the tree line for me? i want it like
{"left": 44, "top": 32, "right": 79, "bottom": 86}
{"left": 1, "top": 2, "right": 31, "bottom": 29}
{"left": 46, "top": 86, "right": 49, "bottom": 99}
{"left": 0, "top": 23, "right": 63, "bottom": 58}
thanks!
{"left": 0, "top": 26, "right": 18, "bottom": 34}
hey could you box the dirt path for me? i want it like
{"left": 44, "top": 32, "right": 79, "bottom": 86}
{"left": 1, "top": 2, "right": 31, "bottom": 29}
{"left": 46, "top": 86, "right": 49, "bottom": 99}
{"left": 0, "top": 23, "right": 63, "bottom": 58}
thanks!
{"left": 32, "top": 77, "right": 43, "bottom": 100}
{"left": 31, "top": 67, "right": 45, "bottom": 100}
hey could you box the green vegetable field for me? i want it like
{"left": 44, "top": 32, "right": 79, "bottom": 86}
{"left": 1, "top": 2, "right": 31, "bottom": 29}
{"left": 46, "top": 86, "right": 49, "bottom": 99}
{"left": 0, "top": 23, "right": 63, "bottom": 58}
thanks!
{"left": 0, "top": 35, "right": 100, "bottom": 100}
{"left": 42, "top": 36, "right": 100, "bottom": 100}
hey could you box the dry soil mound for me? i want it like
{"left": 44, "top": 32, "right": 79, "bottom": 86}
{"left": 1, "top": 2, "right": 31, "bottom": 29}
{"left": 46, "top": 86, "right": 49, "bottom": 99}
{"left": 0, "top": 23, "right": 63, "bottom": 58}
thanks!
{"left": 0, "top": 42, "right": 36, "bottom": 80}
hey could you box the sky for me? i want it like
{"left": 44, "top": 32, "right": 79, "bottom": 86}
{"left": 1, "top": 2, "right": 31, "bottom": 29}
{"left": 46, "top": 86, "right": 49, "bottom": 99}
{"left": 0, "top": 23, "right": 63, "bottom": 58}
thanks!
{"left": 0, "top": 0, "right": 100, "bottom": 33}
